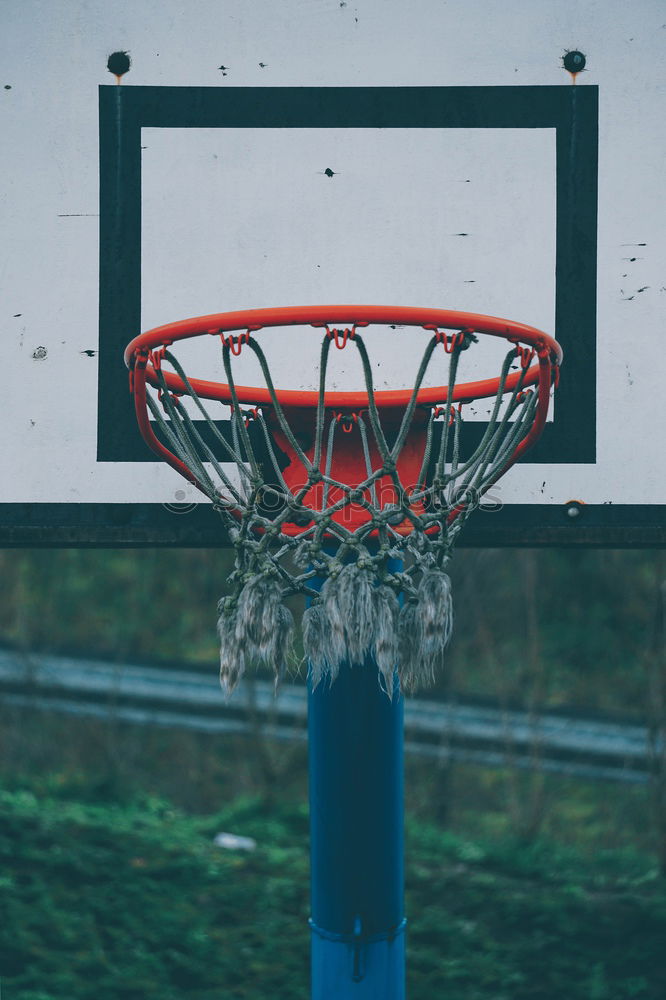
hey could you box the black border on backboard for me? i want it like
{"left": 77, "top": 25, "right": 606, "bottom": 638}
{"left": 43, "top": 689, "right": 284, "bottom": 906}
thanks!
{"left": 0, "top": 503, "right": 664, "bottom": 548}
{"left": 97, "top": 85, "right": 598, "bottom": 468}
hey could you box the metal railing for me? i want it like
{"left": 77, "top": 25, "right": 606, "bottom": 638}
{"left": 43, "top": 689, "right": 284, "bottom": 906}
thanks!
{"left": 0, "top": 648, "right": 656, "bottom": 785}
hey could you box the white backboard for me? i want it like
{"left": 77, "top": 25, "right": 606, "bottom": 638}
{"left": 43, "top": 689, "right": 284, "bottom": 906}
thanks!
{"left": 1, "top": 0, "right": 664, "bottom": 544}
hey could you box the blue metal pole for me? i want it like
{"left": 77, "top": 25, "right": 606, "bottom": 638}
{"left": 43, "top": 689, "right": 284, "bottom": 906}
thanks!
{"left": 308, "top": 624, "right": 405, "bottom": 996}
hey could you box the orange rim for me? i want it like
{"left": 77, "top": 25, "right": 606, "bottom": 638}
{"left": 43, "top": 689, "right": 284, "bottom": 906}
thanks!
{"left": 125, "top": 304, "right": 562, "bottom": 410}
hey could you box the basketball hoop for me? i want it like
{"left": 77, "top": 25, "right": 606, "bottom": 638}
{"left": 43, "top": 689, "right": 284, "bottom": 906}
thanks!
{"left": 125, "top": 305, "right": 561, "bottom": 695}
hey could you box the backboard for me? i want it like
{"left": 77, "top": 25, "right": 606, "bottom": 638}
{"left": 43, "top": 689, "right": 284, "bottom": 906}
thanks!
{"left": 2, "top": 0, "right": 664, "bottom": 545}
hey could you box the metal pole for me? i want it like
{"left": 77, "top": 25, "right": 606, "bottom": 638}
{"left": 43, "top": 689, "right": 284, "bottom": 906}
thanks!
{"left": 308, "top": 652, "right": 405, "bottom": 998}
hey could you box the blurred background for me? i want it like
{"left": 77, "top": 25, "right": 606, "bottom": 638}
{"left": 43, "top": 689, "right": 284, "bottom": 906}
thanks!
{"left": 2, "top": 547, "right": 666, "bottom": 998}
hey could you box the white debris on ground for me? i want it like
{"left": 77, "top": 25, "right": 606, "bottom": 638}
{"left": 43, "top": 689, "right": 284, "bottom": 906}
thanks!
{"left": 213, "top": 832, "right": 257, "bottom": 851}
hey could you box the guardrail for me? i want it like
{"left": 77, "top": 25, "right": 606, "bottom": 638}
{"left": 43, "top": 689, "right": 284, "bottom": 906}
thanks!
{"left": 0, "top": 649, "right": 657, "bottom": 785}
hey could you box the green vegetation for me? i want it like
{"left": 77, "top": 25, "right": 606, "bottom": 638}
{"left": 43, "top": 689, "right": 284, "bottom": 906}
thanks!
{"left": 1, "top": 778, "right": 665, "bottom": 1000}
{"left": 0, "top": 547, "right": 662, "bottom": 715}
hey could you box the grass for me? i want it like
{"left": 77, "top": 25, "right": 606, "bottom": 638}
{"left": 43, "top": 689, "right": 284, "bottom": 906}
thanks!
{"left": 2, "top": 779, "right": 666, "bottom": 999}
